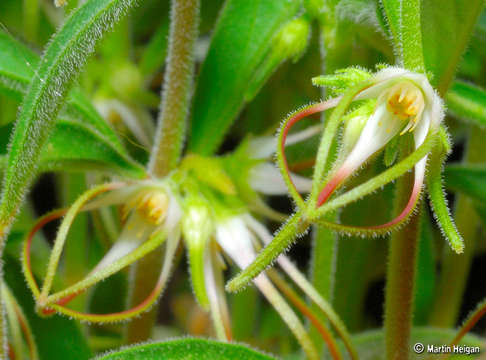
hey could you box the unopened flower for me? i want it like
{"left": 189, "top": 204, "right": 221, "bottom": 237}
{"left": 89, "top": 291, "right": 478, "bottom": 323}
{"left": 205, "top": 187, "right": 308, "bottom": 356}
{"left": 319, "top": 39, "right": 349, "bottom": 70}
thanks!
{"left": 227, "top": 66, "right": 463, "bottom": 295}
{"left": 317, "top": 67, "right": 443, "bottom": 220}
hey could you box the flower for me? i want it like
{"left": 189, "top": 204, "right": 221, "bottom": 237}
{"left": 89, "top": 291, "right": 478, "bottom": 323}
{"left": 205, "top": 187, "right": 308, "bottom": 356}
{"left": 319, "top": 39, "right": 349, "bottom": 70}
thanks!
{"left": 23, "top": 154, "right": 355, "bottom": 360}
{"left": 226, "top": 67, "right": 458, "bottom": 295}
{"left": 316, "top": 67, "right": 443, "bottom": 225}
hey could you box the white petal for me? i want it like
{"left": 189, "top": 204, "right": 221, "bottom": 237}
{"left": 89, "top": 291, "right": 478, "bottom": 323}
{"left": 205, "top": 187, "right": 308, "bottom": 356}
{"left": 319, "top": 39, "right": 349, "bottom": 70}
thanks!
{"left": 215, "top": 217, "right": 256, "bottom": 269}
{"left": 247, "top": 136, "right": 277, "bottom": 159}
{"left": 341, "top": 102, "right": 403, "bottom": 174}
{"left": 91, "top": 212, "right": 154, "bottom": 273}
{"left": 247, "top": 124, "right": 322, "bottom": 160}
{"left": 250, "top": 163, "right": 312, "bottom": 195}
{"left": 164, "top": 191, "right": 182, "bottom": 232}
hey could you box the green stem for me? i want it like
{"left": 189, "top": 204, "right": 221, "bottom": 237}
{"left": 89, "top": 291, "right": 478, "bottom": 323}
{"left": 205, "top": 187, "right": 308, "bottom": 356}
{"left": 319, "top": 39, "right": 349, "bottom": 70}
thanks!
{"left": 126, "top": 0, "right": 200, "bottom": 343}
{"left": 148, "top": 0, "right": 200, "bottom": 177}
{"left": 384, "top": 157, "right": 421, "bottom": 360}
{"left": 429, "top": 128, "right": 486, "bottom": 326}
{"left": 400, "top": 0, "right": 425, "bottom": 72}
{"left": 309, "top": 21, "right": 340, "bottom": 348}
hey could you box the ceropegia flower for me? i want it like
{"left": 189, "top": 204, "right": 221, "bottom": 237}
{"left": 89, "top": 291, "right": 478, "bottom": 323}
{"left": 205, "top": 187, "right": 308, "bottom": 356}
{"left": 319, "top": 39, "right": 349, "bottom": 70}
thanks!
{"left": 23, "top": 180, "right": 183, "bottom": 322}
{"left": 23, "top": 150, "right": 357, "bottom": 359}
{"left": 227, "top": 66, "right": 464, "bottom": 293}
{"left": 316, "top": 67, "right": 443, "bottom": 222}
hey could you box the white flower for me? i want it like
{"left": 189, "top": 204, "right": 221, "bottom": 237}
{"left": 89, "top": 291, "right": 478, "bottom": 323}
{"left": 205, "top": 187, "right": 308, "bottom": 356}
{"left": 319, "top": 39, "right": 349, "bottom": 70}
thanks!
{"left": 317, "top": 68, "right": 443, "bottom": 219}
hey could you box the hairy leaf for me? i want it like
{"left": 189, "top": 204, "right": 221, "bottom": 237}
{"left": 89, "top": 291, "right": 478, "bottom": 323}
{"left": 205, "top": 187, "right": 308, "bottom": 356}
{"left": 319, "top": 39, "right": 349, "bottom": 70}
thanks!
{"left": 0, "top": 0, "right": 139, "bottom": 226}
{"left": 95, "top": 338, "right": 275, "bottom": 360}
{"left": 0, "top": 30, "right": 124, "bottom": 151}
{"left": 39, "top": 120, "right": 146, "bottom": 177}
{"left": 188, "top": 0, "right": 300, "bottom": 155}
{"left": 346, "top": 327, "right": 481, "bottom": 359}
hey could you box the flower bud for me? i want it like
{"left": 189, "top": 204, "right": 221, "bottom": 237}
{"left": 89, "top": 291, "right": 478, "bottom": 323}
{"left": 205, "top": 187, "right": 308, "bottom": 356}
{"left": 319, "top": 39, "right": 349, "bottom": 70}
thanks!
{"left": 182, "top": 197, "right": 214, "bottom": 309}
{"left": 273, "top": 18, "right": 311, "bottom": 63}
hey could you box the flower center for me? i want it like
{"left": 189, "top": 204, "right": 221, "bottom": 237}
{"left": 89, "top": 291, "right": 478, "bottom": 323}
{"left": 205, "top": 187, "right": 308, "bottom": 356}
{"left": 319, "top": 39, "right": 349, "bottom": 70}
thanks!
{"left": 127, "top": 190, "right": 169, "bottom": 225}
{"left": 386, "top": 81, "right": 424, "bottom": 121}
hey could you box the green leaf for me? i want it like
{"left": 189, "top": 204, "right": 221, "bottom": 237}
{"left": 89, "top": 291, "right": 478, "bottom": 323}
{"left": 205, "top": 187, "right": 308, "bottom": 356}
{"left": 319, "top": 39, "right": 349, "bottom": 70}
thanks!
{"left": 427, "top": 135, "right": 464, "bottom": 254}
{"left": 348, "top": 327, "right": 482, "bottom": 359}
{"left": 0, "top": 121, "right": 145, "bottom": 178}
{"left": 446, "top": 80, "right": 486, "bottom": 127}
{"left": 39, "top": 119, "right": 146, "bottom": 177}
{"left": 3, "top": 255, "right": 92, "bottom": 360}
{"left": 139, "top": 19, "right": 169, "bottom": 77}
{"left": 444, "top": 163, "right": 486, "bottom": 203}
{"left": 95, "top": 338, "right": 276, "bottom": 360}
{"left": 0, "top": 0, "right": 139, "bottom": 227}
{"left": 421, "top": 0, "right": 484, "bottom": 93}
{"left": 0, "top": 30, "right": 124, "bottom": 151}
{"left": 188, "top": 0, "right": 300, "bottom": 155}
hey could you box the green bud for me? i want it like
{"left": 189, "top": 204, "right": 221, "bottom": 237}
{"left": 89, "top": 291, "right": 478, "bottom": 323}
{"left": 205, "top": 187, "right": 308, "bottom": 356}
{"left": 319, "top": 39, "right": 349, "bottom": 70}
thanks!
{"left": 341, "top": 100, "right": 375, "bottom": 155}
{"left": 383, "top": 134, "right": 400, "bottom": 167}
{"left": 245, "top": 18, "right": 311, "bottom": 102}
{"left": 274, "top": 18, "right": 311, "bottom": 62}
{"left": 182, "top": 197, "right": 214, "bottom": 309}
{"left": 109, "top": 61, "right": 143, "bottom": 101}
{"left": 312, "top": 67, "right": 371, "bottom": 96}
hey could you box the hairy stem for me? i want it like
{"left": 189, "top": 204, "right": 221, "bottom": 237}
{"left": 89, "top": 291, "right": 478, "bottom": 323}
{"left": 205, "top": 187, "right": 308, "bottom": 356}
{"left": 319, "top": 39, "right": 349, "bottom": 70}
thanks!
{"left": 148, "top": 0, "right": 200, "bottom": 176}
{"left": 429, "top": 128, "right": 485, "bottom": 326}
{"left": 384, "top": 162, "right": 421, "bottom": 360}
{"left": 126, "top": 0, "right": 200, "bottom": 343}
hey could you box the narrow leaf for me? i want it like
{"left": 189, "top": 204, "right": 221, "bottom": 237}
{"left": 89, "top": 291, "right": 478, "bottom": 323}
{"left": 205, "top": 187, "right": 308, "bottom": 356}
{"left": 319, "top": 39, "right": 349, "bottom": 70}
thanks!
{"left": 0, "top": 0, "right": 139, "bottom": 229}
{"left": 39, "top": 120, "right": 146, "bottom": 177}
{"left": 188, "top": 0, "right": 300, "bottom": 155}
{"left": 427, "top": 139, "right": 464, "bottom": 254}
{"left": 0, "top": 30, "right": 124, "bottom": 151}
{"left": 95, "top": 338, "right": 275, "bottom": 360}
{"left": 421, "top": 0, "right": 484, "bottom": 93}
{"left": 443, "top": 163, "right": 486, "bottom": 203}
{"left": 446, "top": 80, "right": 486, "bottom": 127}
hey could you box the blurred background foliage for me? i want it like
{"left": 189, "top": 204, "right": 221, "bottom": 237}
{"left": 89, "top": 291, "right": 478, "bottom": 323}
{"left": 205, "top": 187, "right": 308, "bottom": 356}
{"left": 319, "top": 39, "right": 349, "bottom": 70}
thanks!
{"left": 1, "top": 0, "right": 486, "bottom": 358}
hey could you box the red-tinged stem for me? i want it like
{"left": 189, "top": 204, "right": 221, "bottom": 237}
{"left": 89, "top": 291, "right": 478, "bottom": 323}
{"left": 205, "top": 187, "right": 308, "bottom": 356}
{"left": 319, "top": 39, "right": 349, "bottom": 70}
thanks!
{"left": 49, "top": 268, "right": 166, "bottom": 322}
{"left": 24, "top": 210, "right": 87, "bottom": 314}
{"left": 316, "top": 167, "right": 349, "bottom": 207}
{"left": 24, "top": 209, "right": 67, "bottom": 296}
{"left": 439, "top": 300, "right": 486, "bottom": 360}
{"left": 369, "top": 177, "right": 422, "bottom": 229}
{"left": 289, "top": 158, "right": 316, "bottom": 172}
{"left": 25, "top": 209, "right": 166, "bottom": 322}
{"left": 12, "top": 302, "right": 37, "bottom": 359}
{"left": 270, "top": 272, "right": 342, "bottom": 360}
{"left": 279, "top": 98, "right": 341, "bottom": 203}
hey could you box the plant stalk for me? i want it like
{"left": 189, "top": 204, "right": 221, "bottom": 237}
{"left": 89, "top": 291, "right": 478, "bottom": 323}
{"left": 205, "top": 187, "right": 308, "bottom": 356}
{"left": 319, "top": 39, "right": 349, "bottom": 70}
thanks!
{"left": 148, "top": 0, "right": 200, "bottom": 177}
{"left": 126, "top": 0, "right": 200, "bottom": 343}
{"left": 384, "top": 160, "right": 421, "bottom": 360}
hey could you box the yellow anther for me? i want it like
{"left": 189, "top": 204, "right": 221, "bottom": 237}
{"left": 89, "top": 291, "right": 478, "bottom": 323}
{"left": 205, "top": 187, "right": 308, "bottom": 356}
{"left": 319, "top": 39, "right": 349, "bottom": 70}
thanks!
{"left": 123, "top": 190, "right": 169, "bottom": 225}
{"left": 386, "top": 81, "right": 424, "bottom": 122}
